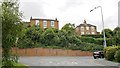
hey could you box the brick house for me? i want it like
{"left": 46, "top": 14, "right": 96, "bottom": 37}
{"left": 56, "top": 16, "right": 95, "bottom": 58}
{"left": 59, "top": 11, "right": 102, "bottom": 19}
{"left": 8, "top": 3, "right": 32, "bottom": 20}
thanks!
{"left": 28, "top": 17, "right": 59, "bottom": 29}
{"left": 75, "top": 20, "right": 99, "bottom": 35}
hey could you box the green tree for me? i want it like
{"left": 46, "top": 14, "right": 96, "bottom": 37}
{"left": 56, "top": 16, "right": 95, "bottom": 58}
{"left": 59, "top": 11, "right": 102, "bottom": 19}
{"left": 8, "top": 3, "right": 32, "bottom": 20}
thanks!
{"left": 113, "top": 27, "right": 120, "bottom": 46}
{"left": 42, "top": 28, "right": 59, "bottom": 46}
{"left": 60, "top": 23, "right": 81, "bottom": 47}
{"left": 18, "top": 26, "right": 43, "bottom": 48}
{"left": 101, "top": 29, "right": 113, "bottom": 38}
{"left": 101, "top": 29, "right": 113, "bottom": 46}
{"left": 2, "top": 0, "right": 22, "bottom": 67}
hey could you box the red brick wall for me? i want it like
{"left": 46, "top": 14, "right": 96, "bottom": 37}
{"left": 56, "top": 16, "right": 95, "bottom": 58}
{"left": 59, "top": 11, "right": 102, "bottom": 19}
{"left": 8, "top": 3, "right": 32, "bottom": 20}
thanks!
{"left": 10, "top": 48, "right": 93, "bottom": 56}
{"left": 0, "top": 48, "right": 92, "bottom": 56}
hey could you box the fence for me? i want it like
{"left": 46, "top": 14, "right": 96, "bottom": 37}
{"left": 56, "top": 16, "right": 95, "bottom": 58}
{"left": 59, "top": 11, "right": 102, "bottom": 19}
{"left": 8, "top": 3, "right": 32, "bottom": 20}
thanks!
{"left": 11, "top": 48, "right": 93, "bottom": 56}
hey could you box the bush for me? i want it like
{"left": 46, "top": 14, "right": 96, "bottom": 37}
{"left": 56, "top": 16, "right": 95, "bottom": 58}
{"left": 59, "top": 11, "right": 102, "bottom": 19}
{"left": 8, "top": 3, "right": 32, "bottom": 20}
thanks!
{"left": 114, "top": 50, "right": 120, "bottom": 62}
{"left": 81, "top": 34, "right": 103, "bottom": 38}
{"left": 104, "top": 46, "right": 120, "bottom": 61}
{"left": 80, "top": 37, "right": 95, "bottom": 43}
{"left": 94, "top": 38, "right": 113, "bottom": 46}
{"left": 105, "top": 47, "right": 117, "bottom": 61}
{"left": 81, "top": 42, "right": 103, "bottom": 52}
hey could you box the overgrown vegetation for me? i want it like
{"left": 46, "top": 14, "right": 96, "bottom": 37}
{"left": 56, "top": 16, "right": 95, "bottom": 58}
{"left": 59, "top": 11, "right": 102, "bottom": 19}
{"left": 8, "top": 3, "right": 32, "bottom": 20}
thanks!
{"left": 17, "top": 23, "right": 103, "bottom": 52}
{"left": 17, "top": 22, "right": 120, "bottom": 53}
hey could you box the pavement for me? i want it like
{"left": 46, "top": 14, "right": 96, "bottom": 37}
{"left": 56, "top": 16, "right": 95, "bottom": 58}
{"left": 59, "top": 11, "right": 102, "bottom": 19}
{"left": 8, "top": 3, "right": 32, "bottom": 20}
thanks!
{"left": 19, "top": 56, "right": 119, "bottom": 67}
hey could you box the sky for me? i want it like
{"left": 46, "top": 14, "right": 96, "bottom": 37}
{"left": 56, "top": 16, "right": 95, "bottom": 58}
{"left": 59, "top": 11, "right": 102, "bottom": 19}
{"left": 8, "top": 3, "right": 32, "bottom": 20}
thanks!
{"left": 19, "top": 0, "right": 120, "bottom": 32}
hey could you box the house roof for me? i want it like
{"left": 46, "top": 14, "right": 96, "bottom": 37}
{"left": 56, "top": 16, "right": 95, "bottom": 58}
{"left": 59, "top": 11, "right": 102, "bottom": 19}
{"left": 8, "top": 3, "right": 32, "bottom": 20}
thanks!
{"left": 76, "top": 20, "right": 96, "bottom": 28}
{"left": 30, "top": 17, "right": 59, "bottom": 22}
{"left": 77, "top": 24, "right": 96, "bottom": 27}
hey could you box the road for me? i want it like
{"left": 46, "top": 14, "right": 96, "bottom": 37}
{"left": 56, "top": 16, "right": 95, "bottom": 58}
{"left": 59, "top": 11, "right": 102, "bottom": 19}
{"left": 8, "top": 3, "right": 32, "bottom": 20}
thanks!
{"left": 19, "top": 56, "right": 119, "bottom": 68}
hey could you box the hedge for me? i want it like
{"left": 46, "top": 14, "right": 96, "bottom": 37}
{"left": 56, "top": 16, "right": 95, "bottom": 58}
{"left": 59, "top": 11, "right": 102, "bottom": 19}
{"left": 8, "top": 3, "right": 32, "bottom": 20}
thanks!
{"left": 81, "top": 34, "right": 103, "bottom": 38}
{"left": 80, "top": 37, "right": 113, "bottom": 46}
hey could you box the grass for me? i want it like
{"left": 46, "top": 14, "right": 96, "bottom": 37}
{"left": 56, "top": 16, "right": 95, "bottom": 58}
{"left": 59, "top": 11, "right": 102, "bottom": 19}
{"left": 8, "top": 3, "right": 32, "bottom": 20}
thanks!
{"left": 13, "top": 62, "right": 28, "bottom": 68}
{"left": 0, "top": 61, "right": 28, "bottom": 68}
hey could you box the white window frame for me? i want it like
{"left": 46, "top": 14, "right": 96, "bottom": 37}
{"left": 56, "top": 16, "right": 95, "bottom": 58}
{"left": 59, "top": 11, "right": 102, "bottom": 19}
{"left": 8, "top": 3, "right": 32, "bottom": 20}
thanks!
{"left": 35, "top": 20, "right": 39, "bottom": 26}
{"left": 43, "top": 20, "right": 47, "bottom": 28}
{"left": 92, "top": 32, "right": 95, "bottom": 34}
{"left": 81, "top": 26, "right": 84, "bottom": 31}
{"left": 51, "top": 21, "right": 54, "bottom": 27}
{"left": 81, "top": 32, "right": 84, "bottom": 35}
{"left": 91, "top": 26, "right": 95, "bottom": 31}
{"left": 86, "top": 26, "right": 89, "bottom": 30}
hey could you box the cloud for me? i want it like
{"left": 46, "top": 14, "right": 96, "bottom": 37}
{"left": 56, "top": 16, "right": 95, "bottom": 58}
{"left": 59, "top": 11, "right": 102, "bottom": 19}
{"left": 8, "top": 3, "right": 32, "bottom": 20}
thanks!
{"left": 19, "top": 1, "right": 46, "bottom": 21}
{"left": 59, "top": 0, "right": 85, "bottom": 11}
{"left": 19, "top": 0, "right": 119, "bottom": 31}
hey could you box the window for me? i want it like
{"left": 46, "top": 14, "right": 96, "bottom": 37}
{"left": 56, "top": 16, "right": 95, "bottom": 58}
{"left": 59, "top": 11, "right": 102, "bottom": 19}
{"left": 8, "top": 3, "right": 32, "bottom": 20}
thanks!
{"left": 92, "top": 32, "right": 95, "bottom": 34}
{"left": 51, "top": 21, "right": 54, "bottom": 27}
{"left": 86, "top": 26, "right": 89, "bottom": 30}
{"left": 81, "top": 26, "right": 84, "bottom": 31}
{"left": 35, "top": 20, "right": 39, "bottom": 26}
{"left": 43, "top": 20, "right": 47, "bottom": 28}
{"left": 81, "top": 32, "right": 84, "bottom": 35}
{"left": 86, "top": 31, "right": 90, "bottom": 35}
{"left": 91, "top": 26, "right": 95, "bottom": 31}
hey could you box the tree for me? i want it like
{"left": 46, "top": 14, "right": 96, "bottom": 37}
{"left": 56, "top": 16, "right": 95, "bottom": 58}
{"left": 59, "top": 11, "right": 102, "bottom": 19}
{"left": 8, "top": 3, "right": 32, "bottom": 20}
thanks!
{"left": 18, "top": 26, "right": 43, "bottom": 48}
{"left": 101, "top": 29, "right": 113, "bottom": 46}
{"left": 61, "top": 23, "right": 75, "bottom": 35}
{"left": 113, "top": 27, "right": 120, "bottom": 46}
{"left": 2, "top": 0, "right": 22, "bottom": 67}
{"left": 42, "top": 28, "right": 59, "bottom": 46}
{"left": 101, "top": 29, "right": 113, "bottom": 38}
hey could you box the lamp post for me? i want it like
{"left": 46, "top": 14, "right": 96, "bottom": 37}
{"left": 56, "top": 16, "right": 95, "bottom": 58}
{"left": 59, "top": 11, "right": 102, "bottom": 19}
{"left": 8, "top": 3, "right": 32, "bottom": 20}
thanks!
{"left": 90, "top": 6, "right": 107, "bottom": 48}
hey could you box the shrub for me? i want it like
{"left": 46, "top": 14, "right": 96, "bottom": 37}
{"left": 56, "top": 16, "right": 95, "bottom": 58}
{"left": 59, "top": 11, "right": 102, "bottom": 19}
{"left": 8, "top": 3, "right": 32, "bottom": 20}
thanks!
{"left": 104, "top": 46, "right": 120, "bottom": 61}
{"left": 105, "top": 48, "right": 117, "bottom": 61}
{"left": 81, "top": 42, "right": 103, "bottom": 52}
{"left": 81, "top": 34, "right": 103, "bottom": 38}
{"left": 80, "top": 37, "right": 95, "bottom": 43}
{"left": 114, "top": 50, "right": 120, "bottom": 62}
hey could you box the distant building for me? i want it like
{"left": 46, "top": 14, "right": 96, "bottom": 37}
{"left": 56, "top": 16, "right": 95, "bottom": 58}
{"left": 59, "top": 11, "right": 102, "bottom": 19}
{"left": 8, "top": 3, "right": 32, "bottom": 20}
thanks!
{"left": 118, "top": 1, "right": 120, "bottom": 27}
{"left": 75, "top": 20, "right": 99, "bottom": 35}
{"left": 28, "top": 17, "right": 59, "bottom": 29}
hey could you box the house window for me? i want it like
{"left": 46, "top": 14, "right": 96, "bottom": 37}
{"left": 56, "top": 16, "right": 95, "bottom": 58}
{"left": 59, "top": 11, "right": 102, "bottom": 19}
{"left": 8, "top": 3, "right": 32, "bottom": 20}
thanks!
{"left": 43, "top": 20, "right": 47, "bottom": 28}
{"left": 86, "top": 26, "right": 89, "bottom": 30}
{"left": 51, "top": 21, "right": 54, "bottom": 27}
{"left": 35, "top": 20, "right": 39, "bottom": 26}
{"left": 81, "top": 26, "right": 84, "bottom": 31}
{"left": 86, "top": 31, "right": 90, "bottom": 35}
{"left": 92, "top": 32, "right": 95, "bottom": 34}
{"left": 91, "top": 26, "right": 95, "bottom": 31}
{"left": 81, "top": 32, "right": 84, "bottom": 35}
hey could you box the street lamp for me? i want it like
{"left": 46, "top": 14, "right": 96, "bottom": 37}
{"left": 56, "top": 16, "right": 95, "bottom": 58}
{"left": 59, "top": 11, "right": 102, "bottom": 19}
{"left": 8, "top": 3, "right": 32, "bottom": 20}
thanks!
{"left": 90, "top": 6, "right": 107, "bottom": 48}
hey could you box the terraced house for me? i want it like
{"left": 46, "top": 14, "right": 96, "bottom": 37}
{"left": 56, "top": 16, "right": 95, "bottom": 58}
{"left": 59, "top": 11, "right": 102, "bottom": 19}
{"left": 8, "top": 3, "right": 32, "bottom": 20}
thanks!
{"left": 28, "top": 17, "right": 59, "bottom": 29}
{"left": 75, "top": 20, "right": 100, "bottom": 35}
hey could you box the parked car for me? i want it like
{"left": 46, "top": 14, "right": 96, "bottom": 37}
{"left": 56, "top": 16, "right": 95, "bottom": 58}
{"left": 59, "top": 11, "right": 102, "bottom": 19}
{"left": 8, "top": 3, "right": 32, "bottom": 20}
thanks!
{"left": 93, "top": 51, "right": 104, "bottom": 59}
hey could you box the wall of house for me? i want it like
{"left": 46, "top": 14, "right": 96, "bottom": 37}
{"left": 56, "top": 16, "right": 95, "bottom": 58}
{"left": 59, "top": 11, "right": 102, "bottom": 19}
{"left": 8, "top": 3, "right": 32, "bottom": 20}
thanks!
{"left": 76, "top": 26, "right": 98, "bottom": 35}
{"left": 29, "top": 19, "right": 59, "bottom": 29}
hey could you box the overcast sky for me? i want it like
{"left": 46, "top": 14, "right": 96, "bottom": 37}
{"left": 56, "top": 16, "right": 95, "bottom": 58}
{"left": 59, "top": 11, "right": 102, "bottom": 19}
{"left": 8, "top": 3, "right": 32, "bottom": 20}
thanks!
{"left": 20, "top": 0, "right": 120, "bottom": 32}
